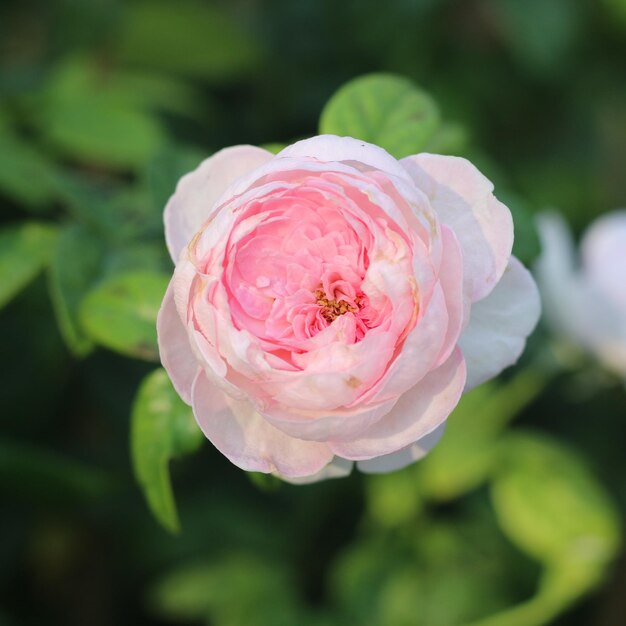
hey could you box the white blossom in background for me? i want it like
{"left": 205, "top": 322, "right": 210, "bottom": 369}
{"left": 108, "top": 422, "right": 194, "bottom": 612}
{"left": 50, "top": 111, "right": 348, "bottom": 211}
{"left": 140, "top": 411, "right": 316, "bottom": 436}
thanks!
{"left": 536, "top": 210, "right": 626, "bottom": 379}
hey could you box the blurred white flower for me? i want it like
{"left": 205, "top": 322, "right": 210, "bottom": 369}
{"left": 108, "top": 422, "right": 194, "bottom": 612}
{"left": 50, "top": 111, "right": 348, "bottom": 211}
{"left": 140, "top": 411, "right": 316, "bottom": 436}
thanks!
{"left": 535, "top": 210, "right": 626, "bottom": 378}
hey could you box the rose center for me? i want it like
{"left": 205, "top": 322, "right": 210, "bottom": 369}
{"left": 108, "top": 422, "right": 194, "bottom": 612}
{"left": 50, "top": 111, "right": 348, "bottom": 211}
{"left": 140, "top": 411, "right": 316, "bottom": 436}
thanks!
{"left": 315, "top": 288, "right": 357, "bottom": 322}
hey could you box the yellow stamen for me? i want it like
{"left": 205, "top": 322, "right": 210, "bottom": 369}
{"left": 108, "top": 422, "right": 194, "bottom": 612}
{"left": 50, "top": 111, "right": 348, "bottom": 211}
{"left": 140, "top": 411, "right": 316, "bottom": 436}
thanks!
{"left": 315, "top": 288, "right": 356, "bottom": 322}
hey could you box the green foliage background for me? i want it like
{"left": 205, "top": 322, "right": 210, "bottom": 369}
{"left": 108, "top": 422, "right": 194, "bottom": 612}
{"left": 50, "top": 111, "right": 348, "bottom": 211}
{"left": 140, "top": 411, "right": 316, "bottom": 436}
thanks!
{"left": 1, "top": 1, "right": 625, "bottom": 625}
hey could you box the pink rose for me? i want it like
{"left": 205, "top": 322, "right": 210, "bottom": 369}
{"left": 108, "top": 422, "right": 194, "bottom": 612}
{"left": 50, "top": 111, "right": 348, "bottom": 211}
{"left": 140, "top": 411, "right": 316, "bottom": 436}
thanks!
{"left": 536, "top": 210, "right": 626, "bottom": 378}
{"left": 158, "top": 135, "right": 539, "bottom": 482}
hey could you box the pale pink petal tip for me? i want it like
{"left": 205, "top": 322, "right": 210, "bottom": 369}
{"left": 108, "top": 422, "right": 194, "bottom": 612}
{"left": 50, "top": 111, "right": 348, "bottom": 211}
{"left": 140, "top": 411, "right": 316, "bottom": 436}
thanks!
{"left": 459, "top": 257, "right": 540, "bottom": 391}
{"left": 192, "top": 371, "right": 334, "bottom": 478}
{"left": 164, "top": 145, "right": 273, "bottom": 263}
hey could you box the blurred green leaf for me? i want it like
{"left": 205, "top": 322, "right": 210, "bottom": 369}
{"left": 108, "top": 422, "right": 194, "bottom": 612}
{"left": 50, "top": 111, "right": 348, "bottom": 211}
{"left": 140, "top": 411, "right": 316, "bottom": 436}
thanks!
{"left": 333, "top": 515, "right": 516, "bottom": 626}
{"left": 464, "top": 593, "right": 564, "bottom": 626}
{"left": 51, "top": 171, "right": 127, "bottom": 237}
{"left": 377, "top": 563, "right": 508, "bottom": 626}
{"left": 319, "top": 74, "right": 440, "bottom": 158}
{"left": 260, "top": 142, "right": 288, "bottom": 154}
{"left": 104, "top": 70, "right": 206, "bottom": 120}
{"left": 103, "top": 242, "right": 170, "bottom": 277}
{"left": 118, "top": 1, "right": 259, "bottom": 81}
{"left": 150, "top": 555, "right": 300, "bottom": 625}
{"left": 0, "top": 222, "right": 57, "bottom": 309}
{"left": 0, "top": 131, "right": 60, "bottom": 209}
{"left": 421, "top": 121, "right": 469, "bottom": 155}
{"left": 44, "top": 101, "right": 164, "bottom": 169}
{"left": 419, "top": 369, "right": 547, "bottom": 501}
{"left": 330, "top": 537, "right": 397, "bottom": 626}
{"left": 248, "top": 472, "right": 282, "bottom": 493}
{"left": 144, "top": 144, "right": 204, "bottom": 213}
{"left": 39, "top": 58, "right": 166, "bottom": 169}
{"left": 53, "top": 171, "right": 162, "bottom": 242}
{"left": 79, "top": 270, "right": 169, "bottom": 360}
{"left": 603, "top": 0, "right": 626, "bottom": 25}
{"left": 131, "top": 368, "right": 203, "bottom": 533}
{"left": 47, "top": 223, "right": 104, "bottom": 356}
{"left": 491, "top": 431, "right": 621, "bottom": 597}
{"left": 365, "top": 468, "right": 423, "bottom": 528}
{"left": 410, "top": 518, "right": 526, "bottom": 626}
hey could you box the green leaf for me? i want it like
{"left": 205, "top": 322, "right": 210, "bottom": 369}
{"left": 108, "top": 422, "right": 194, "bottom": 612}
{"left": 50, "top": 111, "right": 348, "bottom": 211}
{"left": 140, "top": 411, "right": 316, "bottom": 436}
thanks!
{"left": 44, "top": 100, "right": 165, "bottom": 169}
{"left": 365, "top": 468, "right": 424, "bottom": 528}
{"left": 149, "top": 555, "right": 301, "bottom": 625}
{"left": 103, "top": 70, "right": 206, "bottom": 120}
{"left": 117, "top": 1, "right": 259, "bottom": 81}
{"left": 333, "top": 511, "right": 524, "bottom": 626}
{"left": 421, "top": 121, "right": 469, "bottom": 155}
{"left": 418, "top": 369, "right": 548, "bottom": 501}
{"left": 103, "top": 242, "right": 170, "bottom": 277}
{"left": 40, "top": 58, "right": 165, "bottom": 169}
{"left": 52, "top": 171, "right": 161, "bottom": 242}
{"left": 319, "top": 74, "right": 440, "bottom": 158}
{"left": 143, "top": 144, "right": 204, "bottom": 213}
{"left": 79, "top": 270, "right": 169, "bottom": 361}
{"left": 0, "top": 132, "right": 60, "bottom": 209}
{"left": 248, "top": 472, "right": 282, "bottom": 493}
{"left": 47, "top": 223, "right": 104, "bottom": 356}
{"left": 260, "top": 142, "right": 288, "bottom": 155}
{"left": 51, "top": 171, "right": 126, "bottom": 237}
{"left": 0, "top": 222, "right": 57, "bottom": 309}
{"left": 491, "top": 431, "right": 621, "bottom": 587}
{"left": 131, "top": 368, "right": 203, "bottom": 533}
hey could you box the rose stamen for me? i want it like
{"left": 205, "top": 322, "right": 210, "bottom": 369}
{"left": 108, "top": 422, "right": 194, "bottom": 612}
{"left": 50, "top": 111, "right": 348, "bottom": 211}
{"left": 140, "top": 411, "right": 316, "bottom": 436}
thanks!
{"left": 315, "top": 288, "right": 357, "bottom": 322}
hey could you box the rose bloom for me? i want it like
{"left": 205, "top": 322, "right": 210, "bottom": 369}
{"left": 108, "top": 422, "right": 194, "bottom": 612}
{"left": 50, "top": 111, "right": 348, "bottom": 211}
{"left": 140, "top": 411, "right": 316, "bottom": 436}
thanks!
{"left": 158, "top": 135, "right": 540, "bottom": 483}
{"left": 536, "top": 210, "right": 626, "bottom": 379}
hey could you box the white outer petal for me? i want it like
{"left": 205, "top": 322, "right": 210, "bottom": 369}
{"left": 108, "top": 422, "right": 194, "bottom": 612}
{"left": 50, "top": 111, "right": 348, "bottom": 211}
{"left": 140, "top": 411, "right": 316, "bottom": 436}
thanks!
{"left": 156, "top": 281, "right": 199, "bottom": 404}
{"left": 459, "top": 256, "right": 540, "bottom": 391}
{"left": 164, "top": 145, "right": 273, "bottom": 262}
{"left": 356, "top": 422, "right": 446, "bottom": 474}
{"left": 279, "top": 457, "right": 354, "bottom": 485}
{"left": 581, "top": 209, "right": 626, "bottom": 311}
{"left": 401, "top": 153, "right": 513, "bottom": 302}
{"left": 329, "top": 349, "right": 466, "bottom": 460}
{"left": 536, "top": 212, "right": 626, "bottom": 377}
{"left": 534, "top": 212, "right": 582, "bottom": 339}
{"left": 192, "top": 371, "right": 333, "bottom": 478}
{"left": 277, "top": 135, "right": 415, "bottom": 184}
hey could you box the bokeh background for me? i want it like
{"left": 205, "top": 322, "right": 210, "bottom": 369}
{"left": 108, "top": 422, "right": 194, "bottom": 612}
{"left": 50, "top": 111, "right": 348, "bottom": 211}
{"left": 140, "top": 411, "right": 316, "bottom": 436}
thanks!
{"left": 1, "top": 1, "right": 625, "bottom": 625}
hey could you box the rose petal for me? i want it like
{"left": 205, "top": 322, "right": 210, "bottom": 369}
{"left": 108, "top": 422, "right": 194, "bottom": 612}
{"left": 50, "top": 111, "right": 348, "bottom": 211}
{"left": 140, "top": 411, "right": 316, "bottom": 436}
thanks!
{"left": 356, "top": 423, "right": 446, "bottom": 474}
{"left": 165, "top": 145, "right": 273, "bottom": 263}
{"left": 277, "top": 135, "right": 415, "bottom": 184}
{"left": 459, "top": 256, "right": 540, "bottom": 391}
{"left": 361, "top": 283, "right": 449, "bottom": 405}
{"left": 581, "top": 210, "right": 626, "bottom": 310}
{"left": 536, "top": 212, "right": 626, "bottom": 376}
{"left": 534, "top": 212, "right": 584, "bottom": 339}
{"left": 435, "top": 225, "right": 469, "bottom": 365}
{"left": 261, "top": 396, "right": 398, "bottom": 443}
{"left": 157, "top": 281, "right": 198, "bottom": 404}
{"left": 401, "top": 153, "right": 513, "bottom": 301}
{"left": 279, "top": 456, "right": 354, "bottom": 485}
{"left": 191, "top": 371, "right": 333, "bottom": 477}
{"left": 329, "top": 348, "right": 466, "bottom": 460}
